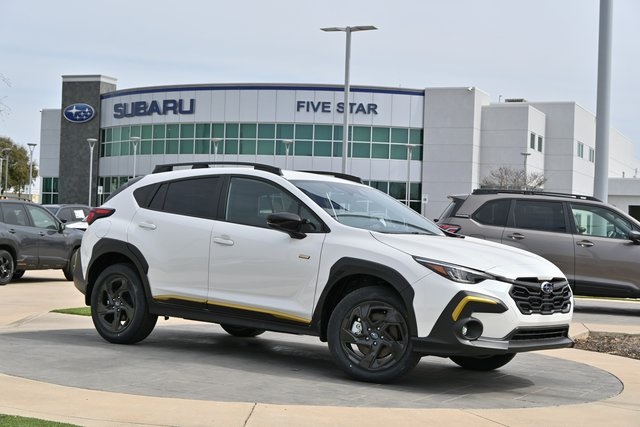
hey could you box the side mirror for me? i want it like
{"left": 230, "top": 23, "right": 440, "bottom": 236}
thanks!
{"left": 267, "top": 212, "right": 307, "bottom": 239}
{"left": 628, "top": 230, "right": 640, "bottom": 244}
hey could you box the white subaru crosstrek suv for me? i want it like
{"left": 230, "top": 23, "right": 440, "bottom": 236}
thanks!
{"left": 74, "top": 163, "right": 573, "bottom": 383}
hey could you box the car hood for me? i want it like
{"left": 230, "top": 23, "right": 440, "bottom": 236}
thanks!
{"left": 372, "top": 233, "right": 564, "bottom": 280}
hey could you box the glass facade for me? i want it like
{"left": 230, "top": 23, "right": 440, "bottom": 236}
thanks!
{"left": 100, "top": 123, "right": 423, "bottom": 161}
{"left": 97, "top": 123, "right": 424, "bottom": 210}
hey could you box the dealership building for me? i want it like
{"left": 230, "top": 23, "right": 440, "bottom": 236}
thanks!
{"left": 39, "top": 74, "right": 640, "bottom": 220}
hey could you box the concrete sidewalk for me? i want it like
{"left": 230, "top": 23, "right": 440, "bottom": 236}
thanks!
{"left": 1, "top": 271, "right": 639, "bottom": 427}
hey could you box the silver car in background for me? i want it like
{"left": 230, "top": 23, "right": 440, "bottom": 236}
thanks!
{"left": 437, "top": 189, "right": 640, "bottom": 299}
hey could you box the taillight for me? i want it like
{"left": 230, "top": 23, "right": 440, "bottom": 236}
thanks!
{"left": 438, "top": 223, "right": 461, "bottom": 234}
{"left": 86, "top": 207, "right": 115, "bottom": 225}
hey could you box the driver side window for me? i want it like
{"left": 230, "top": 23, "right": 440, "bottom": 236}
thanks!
{"left": 571, "top": 204, "right": 632, "bottom": 239}
{"left": 26, "top": 205, "right": 59, "bottom": 230}
{"left": 225, "top": 177, "right": 321, "bottom": 232}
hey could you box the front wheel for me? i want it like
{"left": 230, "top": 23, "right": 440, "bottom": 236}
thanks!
{"left": 0, "top": 250, "right": 15, "bottom": 285}
{"left": 220, "top": 324, "right": 265, "bottom": 337}
{"left": 90, "top": 264, "right": 157, "bottom": 344}
{"left": 327, "top": 287, "right": 419, "bottom": 383}
{"left": 450, "top": 353, "right": 516, "bottom": 371}
{"left": 62, "top": 248, "right": 78, "bottom": 281}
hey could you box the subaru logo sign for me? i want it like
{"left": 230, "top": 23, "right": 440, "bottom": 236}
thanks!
{"left": 540, "top": 281, "right": 555, "bottom": 295}
{"left": 63, "top": 103, "right": 95, "bottom": 123}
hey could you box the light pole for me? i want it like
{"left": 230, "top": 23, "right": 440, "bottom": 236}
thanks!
{"left": 321, "top": 25, "right": 377, "bottom": 174}
{"left": 27, "top": 143, "right": 36, "bottom": 201}
{"left": 87, "top": 138, "right": 97, "bottom": 206}
{"left": 211, "top": 138, "right": 222, "bottom": 163}
{"left": 282, "top": 139, "right": 293, "bottom": 169}
{"left": 0, "top": 148, "right": 9, "bottom": 194}
{"left": 520, "top": 151, "right": 531, "bottom": 190}
{"left": 406, "top": 144, "right": 416, "bottom": 207}
{"left": 2, "top": 148, "right": 10, "bottom": 196}
{"left": 130, "top": 136, "right": 140, "bottom": 178}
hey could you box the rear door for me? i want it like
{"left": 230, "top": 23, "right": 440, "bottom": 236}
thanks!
{"left": 0, "top": 203, "right": 39, "bottom": 268}
{"left": 128, "top": 176, "right": 221, "bottom": 304}
{"left": 500, "top": 199, "right": 575, "bottom": 279}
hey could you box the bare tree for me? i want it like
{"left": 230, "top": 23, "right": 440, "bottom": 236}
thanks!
{"left": 481, "top": 166, "right": 546, "bottom": 190}
{"left": 0, "top": 74, "right": 10, "bottom": 118}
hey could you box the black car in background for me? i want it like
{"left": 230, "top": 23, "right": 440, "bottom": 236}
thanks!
{"left": 0, "top": 200, "right": 83, "bottom": 284}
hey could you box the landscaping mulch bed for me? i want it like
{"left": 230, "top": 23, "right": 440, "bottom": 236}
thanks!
{"left": 573, "top": 333, "right": 640, "bottom": 360}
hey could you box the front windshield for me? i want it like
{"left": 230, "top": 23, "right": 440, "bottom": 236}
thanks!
{"left": 293, "top": 179, "right": 444, "bottom": 235}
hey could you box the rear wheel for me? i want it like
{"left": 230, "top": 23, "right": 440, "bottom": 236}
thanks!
{"left": 327, "top": 287, "right": 419, "bottom": 383}
{"left": 0, "top": 250, "right": 15, "bottom": 285}
{"left": 220, "top": 324, "right": 265, "bottom": 338}
{"left": 90, "top": 264, "right": 157, "bottom": 344}
{"left": 450, "top": 353, "right": 516, "bottom": 371}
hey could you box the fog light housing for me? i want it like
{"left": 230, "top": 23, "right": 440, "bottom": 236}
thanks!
{"left": 456, "top": 318, "right": 483, "bottom": 340}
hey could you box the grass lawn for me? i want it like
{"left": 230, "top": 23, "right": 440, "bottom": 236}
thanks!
{"left": 0, "top": 414, "right": 78, "bottom": 426}
{"left": 50, "top": 307, "right": 91, "bottom": 316}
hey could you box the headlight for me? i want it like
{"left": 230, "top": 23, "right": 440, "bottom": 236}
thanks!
{"left": 413, "top": 257, "right": 495, "bottom": 284}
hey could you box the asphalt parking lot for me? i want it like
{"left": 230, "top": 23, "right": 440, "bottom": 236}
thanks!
{"left": 1, "top": 271, "right": 639, "bottom": 426}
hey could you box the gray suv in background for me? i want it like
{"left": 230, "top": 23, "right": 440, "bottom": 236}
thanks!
{"left": 437, "top": 189, "right": 640, "bottom": 299}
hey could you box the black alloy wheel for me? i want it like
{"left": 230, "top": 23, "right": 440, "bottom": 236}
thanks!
{"left": 0, "top": 250, "right": 15, "bottom": 286}
{"left": 327, "top": 287, "right": 419, "bottom": 383}
{"left": 90, "top": 264, "right": 157, "bottom": 344}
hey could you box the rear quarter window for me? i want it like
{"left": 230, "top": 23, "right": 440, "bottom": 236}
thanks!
{"left": 472, "top": 199, "right": 510, "bottom": 226}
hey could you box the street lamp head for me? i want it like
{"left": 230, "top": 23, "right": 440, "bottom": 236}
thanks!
{"left": 27, "top": 143, "right": 37, "bottom": 149}
{"left": 321, "top": 25, "right": 377, "bottom": 32}
{"left": 87, "top": 138, "right": 98, "bottom": 148}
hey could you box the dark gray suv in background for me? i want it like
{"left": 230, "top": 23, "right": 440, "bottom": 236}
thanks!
{"left": 437, "top": 189, "right": 640, "bottom": 299}
{"left": 0, "top": 200, "right": 83, "bottom": 284}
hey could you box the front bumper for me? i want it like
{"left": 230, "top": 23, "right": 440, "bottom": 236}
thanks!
{"left": 412, "top": 325, "right": 573, "bottom": 357}
{"left": 412, "top": 290, "right": 573, "bottom": 357}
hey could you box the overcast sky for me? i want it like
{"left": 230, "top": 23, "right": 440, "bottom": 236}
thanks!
{"left": 1, "top": 0, "right": 639, "bottom": 161}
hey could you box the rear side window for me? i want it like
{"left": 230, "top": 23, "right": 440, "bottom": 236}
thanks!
{"left": 438, "top": 198, "right": 465, "bottom": 221}
{"left": 513, "top": 200, "right": 566, "bottom": 233}
{"left": 147, "top": 177, "right": 220, "bottom": 219}
{"left": 472, "top": 199, "right": 510, "bottom": 226}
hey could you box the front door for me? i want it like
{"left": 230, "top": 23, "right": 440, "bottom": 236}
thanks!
{"left": 209, "top": 176, "right": 326, "bottom": 324}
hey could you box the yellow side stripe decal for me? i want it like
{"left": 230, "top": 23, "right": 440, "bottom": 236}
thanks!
{"left": 154, "top": 295, "right": 311, "bottom": 324}
{"left": 452, "top": 296, "right": 498, "bottom": 321}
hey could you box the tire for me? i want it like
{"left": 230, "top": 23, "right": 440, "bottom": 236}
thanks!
{"left": 220, "top": 324, "right": 265, "bottom": 338}
{"left": 12, "top": 269, "right": 25, "bottom": 280}
{"left": 0, "top": 250, "right": 15, "bottom": 286}
{"left": 63, "top": 248, "right": 78, "bottom": 281}
{"left": 90, "top": 264, "right": 157, "bottom": 344}
{"left": 450, "top": 353, "right": 516, "bottom": 371}
{"left": 327, "top": 287, "right": 420, "bottom": 383}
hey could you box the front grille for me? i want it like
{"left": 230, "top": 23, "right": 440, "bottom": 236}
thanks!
{"left": 509, "top": 278, "right": 572, "bottom": 315}
{"left": 510, "top": 326, "right": 570, "bottom": 341}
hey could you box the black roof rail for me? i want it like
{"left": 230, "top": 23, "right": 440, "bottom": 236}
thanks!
{"left": 152, "top": 162, "right": 282, "bottom": 176}
{"left": 298, "top": 170, "right": 363, "bottom": 184}
{"left": 472, "top": 188, "right": 601, "bottom": 202}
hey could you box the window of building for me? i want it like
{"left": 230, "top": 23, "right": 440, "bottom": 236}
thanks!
{"left": 41, "top": 177, "right": 59, "bottom": 204}
{"left": 577, "top": 141, "right": 584, "bottom": 158}
{"left": 537, "top": 135, "right": 543, "bottom": 152}
{"left": 530, "top": 133, "right": 536, "bottom": 149}
{"left": 589, "top": 147, "right": 595, "bottom": 163}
